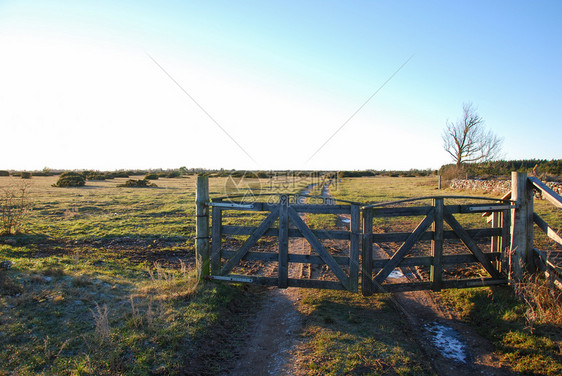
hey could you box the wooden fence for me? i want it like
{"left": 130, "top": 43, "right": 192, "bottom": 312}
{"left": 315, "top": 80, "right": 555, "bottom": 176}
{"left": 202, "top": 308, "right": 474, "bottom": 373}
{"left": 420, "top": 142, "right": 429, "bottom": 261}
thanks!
{"left": 195, "top": 172, "right": 562, "bottom": 295}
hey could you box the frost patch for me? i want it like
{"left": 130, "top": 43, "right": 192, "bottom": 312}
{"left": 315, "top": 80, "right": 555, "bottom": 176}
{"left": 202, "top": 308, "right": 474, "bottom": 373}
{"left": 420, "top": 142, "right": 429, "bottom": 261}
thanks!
{"left": 425, "top": 322, "right": 468, "bottom": 363}
{"left": 388, "top": 270, "right": 405, "bottom": 279}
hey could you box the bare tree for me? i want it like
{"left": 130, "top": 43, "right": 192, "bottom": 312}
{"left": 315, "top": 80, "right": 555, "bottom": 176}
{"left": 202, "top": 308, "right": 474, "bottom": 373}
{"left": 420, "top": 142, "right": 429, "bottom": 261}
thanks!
{"left": 442, "top": 102, "right": 503, "bottom": 166}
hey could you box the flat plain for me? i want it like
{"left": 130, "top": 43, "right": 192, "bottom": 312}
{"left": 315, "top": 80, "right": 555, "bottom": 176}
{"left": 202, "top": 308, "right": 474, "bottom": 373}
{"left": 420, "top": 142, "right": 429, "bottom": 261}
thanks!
{"left": 0, "top": 174, "right": 560, "bottom": 375}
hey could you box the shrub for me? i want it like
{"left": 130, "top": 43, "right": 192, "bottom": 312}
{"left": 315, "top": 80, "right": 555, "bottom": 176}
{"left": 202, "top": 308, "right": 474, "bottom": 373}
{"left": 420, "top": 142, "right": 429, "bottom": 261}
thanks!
{"left": 20, "top": 172, "right": 32, "bottom": 179}
{"left": 144, "top": 174, "right": 159, "bottom": 180}
{"left": 118, "top": 179, "right": 157, "bottom": 188}
{"left": 166, "top": 171, "right": 181, "bottom": 178}
{"left": 53, "top": 172, "right": 86, "bottom": 187}
{"left": 85, "top": 172, "right": 106, "bottom": 181}
{"left": 0, "top": 171, "right": 9, "bottom": 177}
{"left": 1, "top": 183, "right": 31, "bottom": 235}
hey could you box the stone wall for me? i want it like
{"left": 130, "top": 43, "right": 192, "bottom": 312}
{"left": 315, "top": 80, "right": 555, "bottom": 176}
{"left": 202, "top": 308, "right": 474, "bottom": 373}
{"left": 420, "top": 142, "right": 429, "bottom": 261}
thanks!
{"left": 449, "top": 179, "right": 562, "bottom": 198}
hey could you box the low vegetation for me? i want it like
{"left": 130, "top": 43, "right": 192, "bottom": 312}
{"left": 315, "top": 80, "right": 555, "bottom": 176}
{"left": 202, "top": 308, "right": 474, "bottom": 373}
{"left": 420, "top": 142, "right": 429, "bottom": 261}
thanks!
{"left": 53, "top": 172, "right": 86, "bottom": 188}
{"left": 0, "top": 245, "right": 264, "bottom": 375}
{"left": 294, "top": 289, "right": 434, "bottom": 375}
{"left": 438, "top": 285, "right": 561, "bottom": 375}
{"left": 118, "top": 179, "right": 158, "bottom": 188}
{"left": 1, "top": 183, "right": 31, "bottom": 235}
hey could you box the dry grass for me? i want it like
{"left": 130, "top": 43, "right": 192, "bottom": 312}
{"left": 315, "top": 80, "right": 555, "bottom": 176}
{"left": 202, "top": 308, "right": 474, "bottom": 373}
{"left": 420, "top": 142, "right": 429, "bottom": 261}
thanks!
{"left": 91, "top": 302, "right": 111, "bottom": 343}
{"left": 0, "top": 182, "right": 31, "bottom": 235}
{"left": 516, "top": 273, "right": 562, "bottom": 329}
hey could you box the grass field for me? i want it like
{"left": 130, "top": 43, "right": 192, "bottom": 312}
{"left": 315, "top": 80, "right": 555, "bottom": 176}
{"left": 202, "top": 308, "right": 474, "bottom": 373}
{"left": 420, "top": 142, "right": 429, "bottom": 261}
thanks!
{"left": 1, "top": 174, "right": 561, "bottom": 375}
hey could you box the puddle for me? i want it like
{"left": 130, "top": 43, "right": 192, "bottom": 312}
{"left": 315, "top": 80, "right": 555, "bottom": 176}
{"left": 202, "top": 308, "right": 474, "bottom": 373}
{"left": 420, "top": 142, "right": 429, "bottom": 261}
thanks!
{"left": 425, "top": 322, "right": 468, "bottom": 363}
{"left": 388, "top": 270, "right": 405, "bottom": 279}
{"left": 340, "top": 218, "right": 351, "bottom": 224}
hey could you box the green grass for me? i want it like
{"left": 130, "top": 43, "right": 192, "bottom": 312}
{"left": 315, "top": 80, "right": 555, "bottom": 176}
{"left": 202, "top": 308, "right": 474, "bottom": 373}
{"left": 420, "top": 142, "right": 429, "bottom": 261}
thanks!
{"left": 1, "top": 174, "right": 560, "bottom": 375}
{"left": 0, "top": 175, "right": 286, "bottom": 375}
{"left": 438, "top": 286, "right": 562, "bottom": 375}
{"left": 295, "top": 289, "right": 435, "bottom": 375}
{"left": 0, "top": 244, "right": 266, "bottom": 375}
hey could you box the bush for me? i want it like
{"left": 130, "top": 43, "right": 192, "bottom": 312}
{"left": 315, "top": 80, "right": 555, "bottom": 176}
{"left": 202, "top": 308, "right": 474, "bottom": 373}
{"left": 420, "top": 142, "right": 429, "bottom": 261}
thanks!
{"left": 1, "top": 183, "right": 31, "bottom": 235}
{"left": 86, "top": 173, "right": 106, "bottom": 181}
{"left": 118, "top": 179, "right": 157, "bottom": 188}
{"left": 20, "top": 172, "right": 32, "bottom": 179}
{"left": 0, "top": 171, "right": 10, "bottom": 177}
{"left": 166, "top": 171, "right": 181, "bottom": 178}
{"left": 53, "top": 172, "right": 86, "bottom": 187}
{"left": 144, "top": 174, "right": 159, "bottom": 180}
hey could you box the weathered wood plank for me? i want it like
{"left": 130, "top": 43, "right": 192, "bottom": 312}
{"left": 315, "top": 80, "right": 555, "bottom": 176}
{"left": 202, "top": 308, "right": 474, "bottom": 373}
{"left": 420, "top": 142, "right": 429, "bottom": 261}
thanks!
{"left": 431, "top": 198, "right": 444, "bottom": 291}
{"left": 379, "top": 278, "right": 508, "bottom": 293}
{"left": 501, "top": 209, "right": 511, "bottom": 273}
{"left": 208, "top": 201, "right": 277, "bottom": 212}
{"left": 288, "top": 207, "right": 350, "bottom": 289}
{"left": 362, "top": 208, "right": 374, "bottom": 296}
{"left": 220, "top": 207, "right": 280, "bottom": 275}
{"left": 371, "top": 253, "right": 502, "bottom": 268}
{"left": 444, "top": 209, "right": 502, "bottom": 279}
{"left": 454, "top": 204, "right": 513, "bottom": 213}
{"left": 207, "top": 275, "right": 346, "bottom": 290}
{"left": 534, "top": 213, "right": 562, "bottom": 246}
{"left": 291, "top": 204, "right": 351, "bottom": 214}
{"left": 196, "top": 176, "right": 210, "bottom": 277}
{"left": 210, "top": 205, "right": 222, "bottom": 275}
{"left": 221, "top": 251, "right": 350, "bottom": 265}
{"left": 369, "top": 204, "right": 511, "bottom": 219}
{"left": 370, "top": 228, "right": 502, "bottom": 243}
{"left": 278, "top": 196, "right": 289, "bottom": 288}
{"left": 208, "top": 202, "right": 257, "bottom": 210}
{"left": 349, "top": 204, "right": 360, "bottom": 292}
{"left": 374, "top": 211, "right": 435, "bottom": 284}
{"left": 528, "top": 176, "right": 562, "bottom": 209}
{"left": 221, "top": 225, "right": 350, "bottom": 240}
{"left": 372, "top": 206, "right": 432, "bottom": 218}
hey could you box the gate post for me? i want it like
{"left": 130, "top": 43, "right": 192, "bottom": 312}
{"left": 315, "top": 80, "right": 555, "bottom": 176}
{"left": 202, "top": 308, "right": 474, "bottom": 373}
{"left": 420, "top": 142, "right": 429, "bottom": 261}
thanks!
{"left": 278, "top": 195, "right": 289, "bottom": 288}
{"left": 196, "top": 175, "right": 210, "bottom": 277}
{"left": 510, "top": 172, "right": 534, "bottom": 280}
{"left": 431, "top": 198, "right": 444, "bottom": 291}
{"left": 362, "top": 208, "right": 374, "bottom": 296}
{"left": 349, "top": 204, "right": 360, "bottom": 293}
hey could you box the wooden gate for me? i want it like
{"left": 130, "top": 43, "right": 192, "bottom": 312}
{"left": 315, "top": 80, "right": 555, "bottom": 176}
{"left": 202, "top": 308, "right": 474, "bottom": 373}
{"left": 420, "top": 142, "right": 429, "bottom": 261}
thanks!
{"left": 207, "top": 193, "right": 361, "bottom": 292}
{"left": 196, "top": 172, "right": 561, "bottom": 296}
{"left": 361, "top": 196, "right": 511, "bottom": 296}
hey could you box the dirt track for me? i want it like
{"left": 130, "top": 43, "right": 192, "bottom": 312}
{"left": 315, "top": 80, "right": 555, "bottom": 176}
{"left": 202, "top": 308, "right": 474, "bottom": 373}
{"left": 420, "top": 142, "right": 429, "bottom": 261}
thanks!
{"left": 222, "top": 186, "right": 517, "bottom": 375}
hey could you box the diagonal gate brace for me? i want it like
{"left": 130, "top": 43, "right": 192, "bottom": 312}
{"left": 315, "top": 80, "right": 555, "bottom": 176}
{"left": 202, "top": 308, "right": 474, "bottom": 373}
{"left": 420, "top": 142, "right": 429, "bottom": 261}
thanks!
{"left": 443, "top": 209, "right": 501, "bottom": 279}
{"left": 374, "top": 210, "right": 435, "bottom": 285}
{"left": 220, "top": 207, "right": 280, "bottom": 275}
{"left": 288, "top": 207, "right": 350, "bottom": 289}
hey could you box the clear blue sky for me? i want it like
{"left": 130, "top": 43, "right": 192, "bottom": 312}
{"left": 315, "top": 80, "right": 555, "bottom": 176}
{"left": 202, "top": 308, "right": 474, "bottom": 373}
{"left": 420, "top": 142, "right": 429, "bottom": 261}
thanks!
{"left": 1, "top": 1, "right": 560, "bottom": 171}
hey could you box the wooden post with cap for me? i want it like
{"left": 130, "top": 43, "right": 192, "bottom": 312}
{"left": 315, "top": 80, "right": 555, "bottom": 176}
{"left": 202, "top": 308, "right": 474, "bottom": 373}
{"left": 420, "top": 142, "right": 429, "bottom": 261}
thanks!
{"left": 196, "top": 175, "right": 210, "bottom": 277}
{"left": 510, "top": 171, "right": 534, "bottom": 280}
